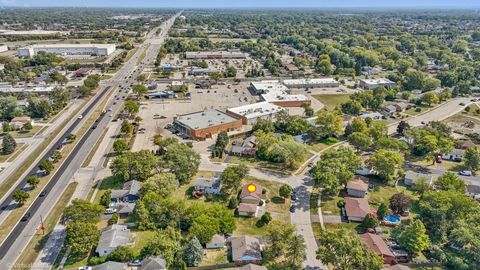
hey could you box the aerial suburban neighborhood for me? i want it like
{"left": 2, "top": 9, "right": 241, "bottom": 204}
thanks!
{"left": 0, "top": 1, "right": 479, "bottom": 270}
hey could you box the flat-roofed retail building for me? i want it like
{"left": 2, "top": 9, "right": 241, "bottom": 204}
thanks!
{"left": 283, "top": 78, "right": 340, "bottom": 88}
{"left": 173, "top": 110, "right": 242, "bottom": 140}
{"left": 185, "top": 51, "right": 246, "bottom": 59}
{"left": 359, "top": 78, "right": 396, "bottom": 90}
{"left": 227, "top": 102, "right": 285, "bottom": 125}
{"left": 17, "top": 44, "right": 116, "bottom": 57}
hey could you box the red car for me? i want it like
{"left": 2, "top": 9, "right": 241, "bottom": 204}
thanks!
{"left": 436, "top": 155, "right": 443, "bottom": 163}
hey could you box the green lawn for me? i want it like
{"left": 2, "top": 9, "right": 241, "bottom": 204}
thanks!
{"left": 306, "top": 137, "right": 340, "bottom": 152}
{"left": 367, "top": 177, "right": 418, "bottom": 209}
{"left": 313, "top": 94, "right": 352, "bottom": 110}
{"left": 92, "top": 175, "right": 123, "bottom": 204}
{"left": 1, "top": 126, "right": 43, "bottom": 138}
{"left": 201, "top": 249, "right": 228, "bottom": 266}
{"left": 320, "top": 189, "right": 344, "bottom": 216}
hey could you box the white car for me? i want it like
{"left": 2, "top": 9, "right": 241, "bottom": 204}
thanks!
{"left": 104, "top": 208, "right": 117, "bottom": 214}
{"left": 78, "top": 115, "right": 83, "bottom": 119}
{"left": 78, "top": 267, "right": 92, "bottom": 270}
{"left": 459, "top": 170, "right": 473, "bottom": 176}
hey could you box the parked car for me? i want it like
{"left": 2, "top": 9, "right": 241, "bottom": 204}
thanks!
{"left": 105, "top": 208, "right": 117, "bottom": 214}
{"left": 290, "top": 205, "right": 296, "bottom": 213}
{"left": 459, "top": 102, "right": 466, "bottom": 106}
{"left": 291, "top": 194, "right": 297, "bottom": 201}
{"left": 436, "top": 155, "right": 443, "bottom": 163}
{"left": 128, "top": 260, "right": 142, "bottom": 267}
{"left": 459, "top": 170, "right": 473, "bottom": 176}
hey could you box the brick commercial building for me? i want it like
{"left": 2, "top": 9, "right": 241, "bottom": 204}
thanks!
{"left": 173, "top": 110, "right": 242, "bottom": 140}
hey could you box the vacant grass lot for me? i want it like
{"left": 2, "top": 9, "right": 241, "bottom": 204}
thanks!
{"left": 313, "top": 94, "right": 352, "bottom": 110}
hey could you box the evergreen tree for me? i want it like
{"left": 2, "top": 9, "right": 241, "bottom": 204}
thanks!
{"left": 2, "top": 133, "right": 16, "bottom": 155}
{"left": 183, "top": 237, "right": 203, "bottom": 267}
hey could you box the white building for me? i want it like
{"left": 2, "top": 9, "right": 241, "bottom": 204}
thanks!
{"left": 0, "top": 44, "right": 8, "bottom": 53}
{"left": 185, "top": 51, "right": 246, "bottom": 59}
{"left": 250, "top": 80, "right": 309, "bottom": 107}
{"left": 283, "top": 78, "right": 340, "bottom": 89}
{"left": 17, "top": 44, "right": 116, "bottom": 57}
{"left": 0, "top": 30, "right": 67, "bottom": 36}
{"left": 95, "top": 224, "right": 130, "bottom": 256}
{"left": 359, "top": 78, "right": 396, "bottom": 90}
{"left": 227, "top": 102, "right": 285, "bottom": 125}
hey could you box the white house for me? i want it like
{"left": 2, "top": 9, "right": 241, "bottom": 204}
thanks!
{"left": 404, "top": 170, "right": 435, "bottom": 187}
{"left": 442, "top": 149, "right": 465, "bottom": 162}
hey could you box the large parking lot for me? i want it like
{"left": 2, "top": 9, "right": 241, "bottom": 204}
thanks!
{"left": 131, "top": 81, "right": 260, "bottom": 151}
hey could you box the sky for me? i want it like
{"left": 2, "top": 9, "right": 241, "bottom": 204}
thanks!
{"left": 1, "top": 0, "right": 479, "bottom": 8}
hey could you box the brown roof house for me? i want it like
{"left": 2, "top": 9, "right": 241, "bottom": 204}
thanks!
{"left": 10, "top": 116, "right": 32, "bottom": 130}
{"left": 344, "top": 196, "right": 372, "bottom": 222}
{"left": 237, "top": 183, "right": 265, "bottom": 217}
{"left": 230, "top": 236, "right": 262, "bottom": 265}
{"left": 346, "top": 176, "right": 369, "bottom": 198}
{"left": 360, "top": 233, "right": 396, "bottom": 265}
{"left": 239, "top": 183, "right": 264, "bottom": 205}
{"left": 225, "top": 264, "right": 268, "bottom": 270}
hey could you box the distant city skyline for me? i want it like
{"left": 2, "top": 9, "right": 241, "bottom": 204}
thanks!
{"left": 1, "top": 0, "right": 480, "bottom": 8}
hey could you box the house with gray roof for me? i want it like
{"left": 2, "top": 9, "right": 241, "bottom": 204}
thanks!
{"left": 230, "top": 236, "right": 262, "bottom": 265}
{"left": 93, "top": 261, "right": 125, "bottom": 270}
{"left": 206, "top": 233, "right": 225, "bottom": 249}
{"left": 194, "top": 177, "right": 222, "bottom": 195}
{"left": 96, "top": 224, "right": 130, "bottom": 256}
{"left": 230, "top": 135, "right": 258, "bottom": 157}
{"left": 140, "top": 255, "right": 167, "bottom": 270}
{"left": 110, "top": 180, "right": 141, "bottom": 202}
{"left": 404, "top": 170, "right": 435, "bottom": 187}
{"left": 115, "top": 202, "right": 136, "bottom": 218}
{"left": 225, "top": 264, "right": 268, "bottom": 270}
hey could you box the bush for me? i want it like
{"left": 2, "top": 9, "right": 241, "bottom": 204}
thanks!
{"left": 415, "top": 107, "right": 422, "bottom": 112}
{"left": 337, "top": 199, "right": 345, "bottom": 208}
{"left": 108, "top": 212, "right": 119, "bottom": 225}
{"left": 228, "top": 197, "right": 238, "bottom": 209}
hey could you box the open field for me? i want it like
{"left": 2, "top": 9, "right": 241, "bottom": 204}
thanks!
{"left": 312, "top": 94, "right": 352, "bottom": 110}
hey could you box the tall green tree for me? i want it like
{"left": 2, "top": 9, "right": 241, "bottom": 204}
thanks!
{"left": 184, "top": 237, "right": 203, "bottom": 267}
{"left": 111, "top": 150, "right": 157, "bottom": 181}
{"left": 367, "top": 149, "right": 404, "bottom": 183}
{"left": 2, "top": 133, "right": 16, "bottom": 155}
{"left": 65, "top": 222, "right": 100, "bottom": 256}
{"left": 397, "top": 219, "right": 430, "bottom": 254}
{"left": 316, "top": 229, "right": 383, "bottom": 270}
{"left": 62, "top": 199, "right": 104, "bottom": 223}
{"left": 436, "top": 172, "right": 465, "bottom": 192}
{"left": 13, "top": 189, "right": 29, "bottom": 205}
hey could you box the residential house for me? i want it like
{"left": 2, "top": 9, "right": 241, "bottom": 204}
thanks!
{"left": 393, "top": 102, "right": 412, "bottom": 112}
{"left": 110, "top": 180, "right": 141, "bottom": 202}
{"left": 346, "top": 176, "right": 369, "bottom": 198}
{"left": 230, "top": 236, "right": 262, "bottom": 265}
{"left": 206, "top": 233, "right": 225, "bottom": 249}
{"left": 239, "top": 183, "right": 264, "bottom": 205}
{"left": 115, "top": 202, "right": 136, "bottom": 218}
{"left": 355, "top": 166, "right": 372, "bottom": 176}
{"left": 140, "top": 255, "right": 167, "bottom": 270}
{"left": 360, "top": 112, "right": 383, "bottom": 120}
{"left": 93, "top": 261, "right": 125, "bottom": 270}
{"left": 359, "top": 233, "right": 396, "bottom": 265}
{"left": 442, "top": 149, "right": 465, "bottom": 162}
{"left": 95, "top": 224, "right": 130, "bottom": 256}
{"left": 238, "top": 203, "right": 258, "bottom": 217}
{"left": 10, "top": 116, "right": 32, "bottom": 130}
{"left": 230, "top": 135, "right": 258, "bottom": 157}
{"left": 455, "top": 140, "right": 476, "bottom": 150}
{"left": 466, "top": 184, "right": 480, "bottom": 200}
{"left": 382, "top": 105, "right": 397, "bottom": 115}
{"left": 404, "top": 170, "right": 434, "bottom": 187}
{"left": 225, "top": 264, "right": 268, "bottom": 270}
{"left": 344, "top": 196, "right": 371, "bottom": 222}
{"left": 194, "top": 177, "right": 222, "bottom": 195}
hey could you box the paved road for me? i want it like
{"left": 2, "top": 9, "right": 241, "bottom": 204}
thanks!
{"left": 0, "top": 13, "right": 181, "bottom": 269}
